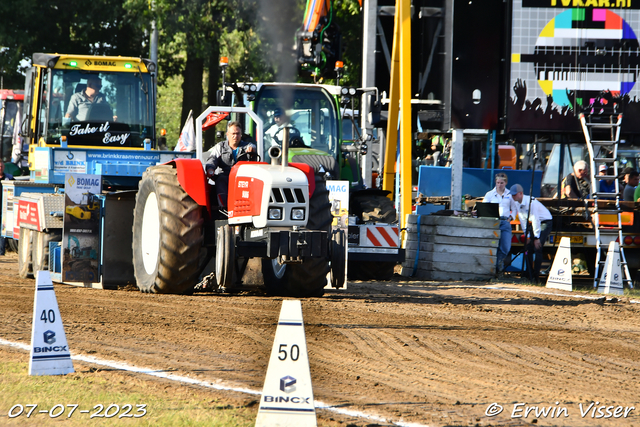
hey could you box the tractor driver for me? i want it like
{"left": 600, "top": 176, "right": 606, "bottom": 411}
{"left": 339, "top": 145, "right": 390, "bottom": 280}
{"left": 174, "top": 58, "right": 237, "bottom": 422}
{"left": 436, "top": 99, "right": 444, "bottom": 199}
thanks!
{"left": 205, "top": 121, "right": 256, "bottom": 204}
{"left": 65, "top": 75, "right": 115, "bottom": 122}
{"left": 264, "top": 108, "right": 301, "bottom": 150}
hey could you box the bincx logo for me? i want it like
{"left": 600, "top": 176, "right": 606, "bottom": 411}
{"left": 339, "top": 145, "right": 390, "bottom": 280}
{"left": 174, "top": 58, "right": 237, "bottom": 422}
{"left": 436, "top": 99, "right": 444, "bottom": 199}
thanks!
{"left": 279, "top": 375, "right": 296, "bottom": 393}
{"left": 43, "top": 330, "right": 56, "bottom": 345}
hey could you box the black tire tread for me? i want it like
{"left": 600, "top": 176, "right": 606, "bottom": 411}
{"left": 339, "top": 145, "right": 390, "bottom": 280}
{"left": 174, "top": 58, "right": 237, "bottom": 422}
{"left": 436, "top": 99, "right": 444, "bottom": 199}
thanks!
{"left": 290, "top": 154, "right": 338, "bottom": 178}
{"left": 7, "top": 238, "right": 18, "bottom": 253}
{"left": 133, "top": 165, "right": 205, "bottom": 294}
{"left": 285, "top": 175, "right": 332, "bottom": 296}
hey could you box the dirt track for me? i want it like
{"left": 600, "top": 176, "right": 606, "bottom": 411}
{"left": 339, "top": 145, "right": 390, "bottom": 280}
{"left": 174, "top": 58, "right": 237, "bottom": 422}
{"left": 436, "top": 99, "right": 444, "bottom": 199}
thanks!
{"left": 1, "top": 252, "right": 639, "bottom": 426}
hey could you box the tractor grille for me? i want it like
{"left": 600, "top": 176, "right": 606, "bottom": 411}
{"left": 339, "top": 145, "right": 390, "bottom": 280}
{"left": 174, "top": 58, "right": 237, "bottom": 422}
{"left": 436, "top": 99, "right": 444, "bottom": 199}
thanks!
{"left": 270, "top": 188, "right": 306, "bottom": 204}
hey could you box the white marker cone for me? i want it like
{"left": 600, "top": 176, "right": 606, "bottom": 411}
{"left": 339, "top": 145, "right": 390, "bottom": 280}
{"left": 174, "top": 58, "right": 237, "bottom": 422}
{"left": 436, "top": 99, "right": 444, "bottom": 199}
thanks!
{"left": 255, "top": 300, "right": 316, "bottom": 427}
{"left": 598, "top": 241, "right": 624, "bottom": 296}
{"left": 546, "top": 237, "right": 573, "bottom": 291}
{"left": 29, "top": 271, "right": 74, "bottom": 376}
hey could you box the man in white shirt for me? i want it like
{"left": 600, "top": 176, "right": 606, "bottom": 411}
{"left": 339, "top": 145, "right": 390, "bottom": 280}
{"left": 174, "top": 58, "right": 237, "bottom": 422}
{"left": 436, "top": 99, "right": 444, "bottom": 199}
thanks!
{"left": 264, "top": 108, "right": 301, "bottom": 150}
{"left": 483, "top": 172, "right": 514, "bottom": 272}
{"left": 510, "top": 183, "right": 553, "bottom": 282}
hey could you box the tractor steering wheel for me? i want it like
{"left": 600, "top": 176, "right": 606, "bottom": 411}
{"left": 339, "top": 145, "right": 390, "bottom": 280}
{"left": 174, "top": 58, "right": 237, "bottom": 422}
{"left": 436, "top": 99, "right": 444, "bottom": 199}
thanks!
{"left": 237, "top": 150, "right": 260, "bottom": 163}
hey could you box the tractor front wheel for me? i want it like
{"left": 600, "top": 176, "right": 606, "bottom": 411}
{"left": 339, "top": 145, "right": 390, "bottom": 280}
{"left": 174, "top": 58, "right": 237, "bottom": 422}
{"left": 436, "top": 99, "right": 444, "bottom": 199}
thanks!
{"left": 273, "top": 175, "right": 332, "bottom": 297}
{"left": 262, "top": 258, "right": 288, "bottom": 294}
{"left": 215, "top": 224, "right": 236, "bottom": 291}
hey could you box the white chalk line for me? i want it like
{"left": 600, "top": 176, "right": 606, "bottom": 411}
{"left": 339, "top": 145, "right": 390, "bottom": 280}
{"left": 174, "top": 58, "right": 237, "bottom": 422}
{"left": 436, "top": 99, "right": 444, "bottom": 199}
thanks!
{"left": 397, "top": 282, "right": 640, "bottom": 303}
{"left": 0, "top": 338, "right": 428, "bottom": 427}
{"left": 479, "top": 284, "right": 639, "bottom": 304}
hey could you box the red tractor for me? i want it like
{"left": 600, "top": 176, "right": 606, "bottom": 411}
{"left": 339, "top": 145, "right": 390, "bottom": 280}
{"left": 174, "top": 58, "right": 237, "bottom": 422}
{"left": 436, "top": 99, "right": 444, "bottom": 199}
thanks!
{"left": 131, "top": 106, "right": 346, "bottom": 297}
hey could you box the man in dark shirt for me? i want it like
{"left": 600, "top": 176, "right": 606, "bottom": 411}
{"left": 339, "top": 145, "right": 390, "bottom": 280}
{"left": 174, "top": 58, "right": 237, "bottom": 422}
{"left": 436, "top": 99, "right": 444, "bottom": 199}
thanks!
{"left": 561, "top": 160, "right": 590, "bottom": 199}
{"left": 205, "top": 122, "right": 256, "bottom": 176}
{"left": 623, "top": 170, "right": 639, "bottom": 201}
{"left": 65, "top": 75, "right": 114, "bottom": 122}
{"left": 205, "top": 122, "right": 256, "bottom": 206}
{"left": 619, "top": 167, "right": 635, "bottom": 196}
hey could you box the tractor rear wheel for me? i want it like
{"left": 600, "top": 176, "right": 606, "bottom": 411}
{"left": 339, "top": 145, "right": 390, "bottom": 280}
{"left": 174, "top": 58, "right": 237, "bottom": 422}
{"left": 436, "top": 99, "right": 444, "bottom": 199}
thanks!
{"left": 348, "top": 193, "right": 397, "bottom": 281}
{"left": 132, "top": 165, "right": 206, "bottom": 294}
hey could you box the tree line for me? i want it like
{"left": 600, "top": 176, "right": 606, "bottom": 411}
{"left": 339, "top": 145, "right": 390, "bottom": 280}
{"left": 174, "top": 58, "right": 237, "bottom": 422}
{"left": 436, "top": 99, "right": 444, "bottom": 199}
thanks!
{"left": 0, "top": 0, "right": 362, "bottom": 134}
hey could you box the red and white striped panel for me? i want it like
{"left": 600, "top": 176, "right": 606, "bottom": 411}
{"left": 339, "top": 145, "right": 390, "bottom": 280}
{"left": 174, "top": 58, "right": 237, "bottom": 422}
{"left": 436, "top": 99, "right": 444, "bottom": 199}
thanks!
{"left": 362, "top": 225, "right": 400, "bottom": 248}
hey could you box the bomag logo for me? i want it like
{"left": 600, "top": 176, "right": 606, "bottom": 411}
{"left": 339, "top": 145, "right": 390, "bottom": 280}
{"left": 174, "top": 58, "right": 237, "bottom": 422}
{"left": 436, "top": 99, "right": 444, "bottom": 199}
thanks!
{"left": 95, "top": 61, "right": 116, "bottom": 67}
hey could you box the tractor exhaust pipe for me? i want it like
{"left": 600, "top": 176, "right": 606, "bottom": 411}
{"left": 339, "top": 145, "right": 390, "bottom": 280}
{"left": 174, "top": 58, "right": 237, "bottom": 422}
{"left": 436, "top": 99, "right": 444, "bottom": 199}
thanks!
{"left": 281, "top": 127, "right": 289, "bottom": 170}
{"left": 269, "top": 145, "right": 282, "bottom": 166}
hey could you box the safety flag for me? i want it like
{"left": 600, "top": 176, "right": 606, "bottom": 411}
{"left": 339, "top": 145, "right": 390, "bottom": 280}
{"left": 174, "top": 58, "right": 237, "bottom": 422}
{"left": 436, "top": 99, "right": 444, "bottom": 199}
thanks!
{"left": 175, "top": 110, "right": 195, "bottom": 151}
{"left": 202, "top": 111, "right": 229, "bottom": 131}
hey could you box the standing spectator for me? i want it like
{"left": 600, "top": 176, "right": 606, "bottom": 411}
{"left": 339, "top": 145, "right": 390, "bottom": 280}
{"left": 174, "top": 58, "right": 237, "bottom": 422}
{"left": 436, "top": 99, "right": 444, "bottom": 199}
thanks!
{"left": 0, "top": 162, "right": 15, "bottom": 256}
{"left": 618, "top": 167, "right": 635, "bottom": 195}
{"left": 561, "top": 160, "right": 590, "bottom": 199}
{"left": 624, "top": 170, "right": 640, "bottom": 201}
{"left": 598, "top": 165, "right": 616, "bottom": 198}
{"left": 483, "top": 172, "right": 514, "bottom": 272}
{"left": 510, "top": 184, "right": 553, "bottom": 283}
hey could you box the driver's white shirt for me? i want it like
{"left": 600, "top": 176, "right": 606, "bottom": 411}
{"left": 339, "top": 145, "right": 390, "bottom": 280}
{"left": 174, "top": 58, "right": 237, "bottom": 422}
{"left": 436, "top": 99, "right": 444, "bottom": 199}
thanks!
{"left": 483, "top": 188, "right": 513, "bottom": 219}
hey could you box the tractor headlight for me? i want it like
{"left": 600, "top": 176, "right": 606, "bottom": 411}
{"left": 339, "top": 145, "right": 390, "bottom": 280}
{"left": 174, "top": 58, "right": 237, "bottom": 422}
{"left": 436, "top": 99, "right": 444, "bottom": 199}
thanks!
{"left": 268, "top": 208, "right": 283, "bottom": 220}
{"left": 291, "top": 208, "right": 305, "bottom": 221}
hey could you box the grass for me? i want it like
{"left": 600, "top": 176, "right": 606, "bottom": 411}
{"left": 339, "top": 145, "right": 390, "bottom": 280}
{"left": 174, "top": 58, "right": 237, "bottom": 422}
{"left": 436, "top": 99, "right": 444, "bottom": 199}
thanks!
{"left": 0, "top": 350, "right": 256, "bottom": 426}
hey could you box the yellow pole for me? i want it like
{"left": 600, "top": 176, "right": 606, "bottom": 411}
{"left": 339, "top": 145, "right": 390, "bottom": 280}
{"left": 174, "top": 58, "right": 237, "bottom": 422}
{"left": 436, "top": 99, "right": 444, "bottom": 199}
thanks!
{"left": 399, "top": 0, "right": 412, "bottom": 230}
{"left": 382, "top": 1, "right": 400, "bottom": 197}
